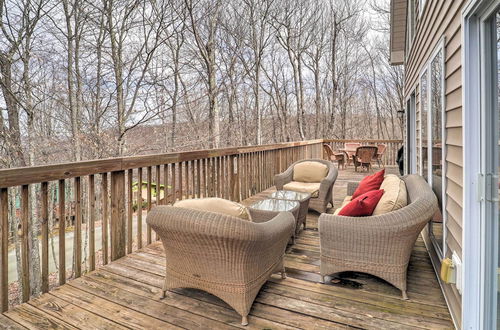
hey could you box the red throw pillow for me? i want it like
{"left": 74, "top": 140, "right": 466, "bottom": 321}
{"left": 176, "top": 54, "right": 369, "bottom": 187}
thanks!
{"left": 351, "top": 169, "right": 385, "bottom": 199}
{"left": 339, "top": 189, "right": 384, "bottom": 217}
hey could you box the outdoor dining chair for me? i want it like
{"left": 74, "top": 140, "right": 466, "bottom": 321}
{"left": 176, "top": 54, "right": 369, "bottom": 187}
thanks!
{"left": 352, "top": 146, "right": 378, "bottom": 172}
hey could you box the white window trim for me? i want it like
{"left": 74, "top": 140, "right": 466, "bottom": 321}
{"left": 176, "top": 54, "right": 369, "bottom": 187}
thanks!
{"left": 418, "top": 37, "right": 447, "bottom": 258}
{"left": 418, "top": 69, "right": 427, "bottom": 177}
{"left": 462, "top": 0, "right": 500, "bottom": 328}
{"left": 405, "top": 91, "right": 418, "bottom": 175}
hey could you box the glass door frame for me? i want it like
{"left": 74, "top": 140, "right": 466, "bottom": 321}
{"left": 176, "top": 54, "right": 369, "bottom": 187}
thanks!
{"left": 406, "top": 92, "right": 417, "bottom": 175}
{"left": 419, "top": 38, "right": 447, "bottom": 258}
{"left": 463, "top": 0, "right": 500, "bottom": 328}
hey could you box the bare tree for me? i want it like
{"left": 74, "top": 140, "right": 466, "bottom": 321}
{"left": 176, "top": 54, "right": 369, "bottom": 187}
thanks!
{"left": 185, "top": 0, "right": 223, "bottom": 148}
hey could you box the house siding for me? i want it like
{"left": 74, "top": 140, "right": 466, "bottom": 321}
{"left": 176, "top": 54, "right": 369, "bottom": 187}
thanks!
{"left": 403, "top": 0, "right": 466, "bottom": 327}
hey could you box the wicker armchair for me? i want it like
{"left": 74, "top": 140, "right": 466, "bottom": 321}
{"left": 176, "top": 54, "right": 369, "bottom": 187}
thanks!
{"left": 373, "top": 144, "right": 387, "bottom": 167}
{"left": 274, "top": 159, "right": 338, "bottom": 213}
{"left": 146, "top": 206, "right": 295, "bottom": 326}
{"left": 318, "top": 175, "right": 438, "bottom": 299}
{"left": 352, "top": 146, "right": 378, "bottom": 172}
{"left": 323, "top": 144, "right": 348, "bottom": 169}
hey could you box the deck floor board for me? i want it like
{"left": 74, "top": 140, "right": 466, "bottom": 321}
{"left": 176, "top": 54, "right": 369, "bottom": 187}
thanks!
{"left": 1, "top": 167, "right": 454, "bottom": 329}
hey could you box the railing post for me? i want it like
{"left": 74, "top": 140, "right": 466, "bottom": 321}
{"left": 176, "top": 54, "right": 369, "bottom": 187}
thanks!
{"left": 20, "top": 185, "right": 30, "bottom": 303}
{"left": 110, "top": 170, "right": 126, "bottom": 261}
{"left": 0, "top": 188, "right": 8, "bottom": 312}
{"left": 230, "top": 155, "right": 239, "bottom": 202}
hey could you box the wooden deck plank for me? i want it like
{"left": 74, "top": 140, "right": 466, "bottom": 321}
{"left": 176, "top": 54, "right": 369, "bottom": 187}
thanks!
{"left": 4, "top": 304, "right": 77, "bottom": 330}
{"left": 67, "top": 276, "right": 227, "bottom": 330}
{"left": 27, "top": 294, "right": 126, "bottom": 330}
{"left": 49, "top": 285, "right": 176, "bottom": 330}
{"left": 1, "top": 166, "right": 453, "bottom": 329}
{"left": 0, "top": 314, "right": 26, "bottom": 329}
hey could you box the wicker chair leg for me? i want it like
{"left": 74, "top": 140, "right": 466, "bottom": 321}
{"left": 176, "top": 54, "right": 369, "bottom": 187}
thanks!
{"left": 241, "top": 315, "right": 249, "bottom": 326}
{"left": 402, "top": 290, "right": 408, "bottom": 300}
{"left": 281, "top": 267, "right": 287, "bottom": 279}
{"left": 160, "top": 277, "right": 167, "bottom": 299}
{"left": 320, "top": 275, "right": 325, "bottom": 284}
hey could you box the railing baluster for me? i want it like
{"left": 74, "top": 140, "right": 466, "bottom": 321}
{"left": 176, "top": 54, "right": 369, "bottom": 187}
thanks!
{"left": 191, "top": 160, "right": 196, "bottom": 199}
{"left": 58, "top": 179, "right": 66, "bottom": 284}
{"left": 127, "top": 169, "right": 133, "bottom": 254}
{"left": 184, "top": 161, "right": 189, "bottom": 199}
{"left": 171, "top": 163, "right": 177, "bottom": 203}
{"left": 155, "top": 165, "right": 161, "bottom": 241}
{"left": 137, "top": 168, "right": 143, "bottom": 249}
{"left": 74, "top": 177, "right": 82, "bottom": 278}
{"left": 211, "top": 158, "right": 215, "bottom": 197}
{"left": 110, "top": 171, "right": 126, "bottom": 261}
{"left": 196, "top": 159, "right": 201, "bottom": 198}
{"left": 41, "top": 182, "right": 49, "bottom": 293}
{"left": 147, "top": 166, "right": 152, "bottom": 245}
{"left": 101, "top": 173, "right": 108, "bottom": 265}
{"left": 20, "top": 185, "right": 29, "bottom": 302}
{"left": 88, "top": 175, "right": 95, "bottom": 271}
{"left": 178, "top": 162, "right": 183, "bottom": 200}
{"left": 156, "top": 165, "right": 161, "bottom": 205}
{"left": 164, "top": 164, "right": 169, "bottom": 204}
{"left": 0, "top": 188, "right": 8, "bottom": 312}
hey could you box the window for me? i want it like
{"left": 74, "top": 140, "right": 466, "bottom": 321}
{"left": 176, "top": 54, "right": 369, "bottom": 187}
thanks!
{"left": 419, "top": 70, "right": 428, "bottom": 180}
{"left": 406, "top": 0, "right": 416, "bottom": 55}
{"left": 419, "top": 39, "right": 446, "bottom": 256}
{"left": 429, "top": 47, "right": 444, "bottom": 250}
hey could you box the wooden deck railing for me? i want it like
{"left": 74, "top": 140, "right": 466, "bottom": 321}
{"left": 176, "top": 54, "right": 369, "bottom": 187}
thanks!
{"left": 0, "top": 139, "right": 325, "bottom": 312}
{"left": 323, "top": 139, "right": 403, "bottom": 166}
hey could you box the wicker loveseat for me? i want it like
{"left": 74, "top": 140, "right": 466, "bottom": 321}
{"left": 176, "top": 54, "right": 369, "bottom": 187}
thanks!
{"left": 274, "top": 159, "right": 338, "bottom": 213}
{"left": 318, "top": 174, "right": 438, "bottom": 299}
{"left": 146, "top": 205, "right": 295, "bottom": 325}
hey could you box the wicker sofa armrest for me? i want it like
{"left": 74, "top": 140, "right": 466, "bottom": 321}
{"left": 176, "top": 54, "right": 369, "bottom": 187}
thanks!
{"left": 274, "top": 166, "right": 294, "bottom": 190}
{"left": 318, "top": 166, "right": 338, "bottom": 200}
{"left": 346, "top": 181, "right": 359, "bottom": 196}
{"left": 255, "top": 212, "right": 295, "bottom": 254}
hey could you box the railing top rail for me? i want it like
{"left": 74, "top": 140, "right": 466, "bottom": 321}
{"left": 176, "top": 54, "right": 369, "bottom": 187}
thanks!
{"left": 0, "top": 139, "right": 324, "bottom": 188}
{"left": 323, "top": 139, "right": 403, "bottom": 143}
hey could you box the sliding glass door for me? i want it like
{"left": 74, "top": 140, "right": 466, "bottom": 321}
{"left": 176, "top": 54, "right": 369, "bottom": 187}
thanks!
{"left": 463, "top": 1, "right": 500, "bottom": 327}
{"left": 484, "top": 8, "right": 500, "bottom": 328}
{"left": 420, "top": 40, "right": 446, "bottom": 256}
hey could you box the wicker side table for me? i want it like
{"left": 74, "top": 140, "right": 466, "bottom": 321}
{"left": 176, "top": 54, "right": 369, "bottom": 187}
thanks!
{"left": 270, "top": 190, "right": 310, "bottom": 234}
{"left": 248, "top": 199, "right": 299, "bottom": 243}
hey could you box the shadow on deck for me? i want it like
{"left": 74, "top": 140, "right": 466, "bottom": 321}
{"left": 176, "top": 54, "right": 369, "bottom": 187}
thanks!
{"left": 1, "top": 167, "right": 453, "bottom": 329}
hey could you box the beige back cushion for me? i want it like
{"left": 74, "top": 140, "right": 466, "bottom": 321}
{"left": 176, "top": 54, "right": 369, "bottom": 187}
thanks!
{"left": 293, "top": 161, "right": 329, "bottom": 183}
{"left": 372, "top": 175, "right": 408, "bottom": 215}
{"left": 174, "top": 198, "right": 251, "bottom": 220}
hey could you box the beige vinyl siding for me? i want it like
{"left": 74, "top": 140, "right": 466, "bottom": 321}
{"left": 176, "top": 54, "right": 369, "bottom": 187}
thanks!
{"left": 403, "top": 0, "right": 466, "bottom": 327}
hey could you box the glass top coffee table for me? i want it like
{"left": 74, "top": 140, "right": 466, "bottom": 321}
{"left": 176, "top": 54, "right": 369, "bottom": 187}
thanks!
{"left": 248, "top": 199, "right": 300, "bottom": 225}
{"left": 269, "top": 190, "right": 311, "bottom": 233}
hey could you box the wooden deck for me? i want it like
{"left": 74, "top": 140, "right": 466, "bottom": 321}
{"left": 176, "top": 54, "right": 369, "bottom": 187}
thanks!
{"left": 1, "top": 167, "right": 454, "bottom": 329}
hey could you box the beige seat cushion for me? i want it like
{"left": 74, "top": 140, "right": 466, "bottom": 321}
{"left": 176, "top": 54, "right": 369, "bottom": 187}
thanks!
{"left": 283, "top": 181, "right": 320, "bottom": 198}
{"left": 174, "top": 198, "right": 251, "bottom": 220}
{"left": 334, "top": 196, "right": 352, "bottom": 215}
{"left": 372, "top": 174, "right": 408, "bottom": 215}
{"left": 293, "top": 161, "right": 329, "bottom": 183}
